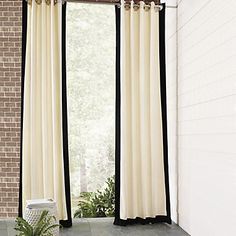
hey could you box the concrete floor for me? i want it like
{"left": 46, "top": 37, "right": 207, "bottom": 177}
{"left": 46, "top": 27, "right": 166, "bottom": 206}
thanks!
{"left": 0, "top": 217, "right": 189, "bottom": 236}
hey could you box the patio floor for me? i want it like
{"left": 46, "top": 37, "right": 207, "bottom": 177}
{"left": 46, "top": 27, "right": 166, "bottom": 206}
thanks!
{"left": 0, "top": 217, "right": 189, "bottom": 236}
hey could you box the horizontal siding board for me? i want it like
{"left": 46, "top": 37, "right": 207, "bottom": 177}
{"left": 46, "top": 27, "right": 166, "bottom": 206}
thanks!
{"left": 166, "top": 0, "right": 178, "bottom": 223}
{"left": 178, "top": 0, "right": 236, "bottom": 235}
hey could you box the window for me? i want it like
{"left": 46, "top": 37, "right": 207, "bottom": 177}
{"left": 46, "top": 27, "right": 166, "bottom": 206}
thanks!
{"left": 66, "top": 3, "right": 115, "bottom": 215}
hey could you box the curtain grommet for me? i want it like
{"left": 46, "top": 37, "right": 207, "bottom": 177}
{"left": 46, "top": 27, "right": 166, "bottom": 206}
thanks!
{"left": 26, "top": 0, "right": 32, "bottom": 5}
{"left": 144, "top": 3, "right": 151, "bottom": 11}
{"left": 124, "top": 2, "right": 131, "bottom": 10}
{"left": 133, "top": 3, "right": 140, "bottom": 11}
{"left": 45, "top": 0, "right": 51, "bottom": 5}
{"left": 154, "top": 4, "right": 163, "bottom": 11}
{"left": 36, "top": 0, "right": 42, "bottom": 4}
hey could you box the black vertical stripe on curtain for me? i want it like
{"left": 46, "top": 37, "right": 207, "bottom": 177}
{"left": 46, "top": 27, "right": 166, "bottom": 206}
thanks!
{"left": 114, "top": 5, "right": 121, "bottom": 226}
{"left": 114, "top": 3, "right": 171, "bottom": 226}
{"left": 19, "top": 0, "right": 28, "bottom": 218}
{"left": 19, "top": 2, "right": 72, "bottom": 227}
{"left": 60, "top": 2, "right": 72, "bottom": 228}
{"left": 159, "top": 3, "right": 171, "bottom": 223}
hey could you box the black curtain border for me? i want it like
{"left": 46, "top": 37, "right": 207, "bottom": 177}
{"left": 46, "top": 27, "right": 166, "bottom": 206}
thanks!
{"left": 60, "top": 2, "right": 72, "bottom": 228}
{"left": 159, "top": 3, "right": 171, "bottom": 222}
{"left": 114, "top": 215, "right": 171, "bottom": 226}
{"left": 114, "top": 5, "right": 121, "bottom": 226}
{"left": 114, "top": 3, "right": 172, "bottom": 226}
{"left": 19, "top": 2, "right": 72, "bottom": 227}
{"left": 19, "top": 0, "right": 28, "bottom": 218}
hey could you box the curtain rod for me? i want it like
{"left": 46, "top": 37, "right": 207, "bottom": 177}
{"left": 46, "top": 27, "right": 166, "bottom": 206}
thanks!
{"left": 66, "top": 0, "right": 178, "bottom": 8}
{"left": 25, "top": 0, "right": 177, "bottom": 8}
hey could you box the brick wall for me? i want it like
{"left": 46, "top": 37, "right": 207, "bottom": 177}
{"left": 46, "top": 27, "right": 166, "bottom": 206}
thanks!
{"left": 0, "top": 0, "right": 22, "bottom": 218}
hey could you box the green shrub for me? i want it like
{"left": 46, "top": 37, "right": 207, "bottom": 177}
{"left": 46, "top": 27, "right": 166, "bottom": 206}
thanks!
{"left": 74, "top": 176, "right": 115, "bottom": 218}
{"left": 15, "top": 210, "right": 60, "bottom": 236}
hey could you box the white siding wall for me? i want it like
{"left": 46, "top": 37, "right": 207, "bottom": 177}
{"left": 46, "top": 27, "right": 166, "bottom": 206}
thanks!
{"left": 165, "top": 0, "right": 178, "bottom": 223}
{"left": 177, "top": 0, "right": 236, "bottom": 235}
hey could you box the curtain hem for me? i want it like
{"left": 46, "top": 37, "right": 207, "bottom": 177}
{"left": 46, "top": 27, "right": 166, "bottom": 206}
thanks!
{"left": 59, "top": 219, "right": 72, "bottom": 228}
{"left": 114, "top": 215, "right": 171, "bottom": 226}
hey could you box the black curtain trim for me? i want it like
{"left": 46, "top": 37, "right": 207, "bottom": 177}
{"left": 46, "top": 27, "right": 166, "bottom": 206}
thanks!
{"left": 159, "top": 3, "right": 171, "bottom": 221}
{"left": 19, "top": 0, "right": 28, "bottom": 218}
{"left": 61, "top": 2, "right": 72, "bottom": 228}
{"left": 114, "top": 4, "right": 171, "bottom": 226}
{"left": 114, "top": 5, "right": 121, "bottom": 225}
{"left": 114, "top": 216, "right": 171, "bottom": 226}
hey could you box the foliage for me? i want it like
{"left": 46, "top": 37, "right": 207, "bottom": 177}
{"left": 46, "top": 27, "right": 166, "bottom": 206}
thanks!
{"left": 15, "top": 210, "right": 60, "bottom": 236}
{"left": 74, "top": 176, "right": 115, "bottom": 218}
{"left": 67, "top": 3, "right": 115, "bottom": 204}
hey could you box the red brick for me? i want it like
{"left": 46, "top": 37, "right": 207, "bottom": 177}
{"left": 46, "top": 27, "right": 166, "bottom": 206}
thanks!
{"left": 0, "top": 0, "right": 21, "bottom": 218}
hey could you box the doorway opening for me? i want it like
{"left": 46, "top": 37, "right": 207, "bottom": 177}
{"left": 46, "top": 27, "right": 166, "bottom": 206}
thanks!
{"left": 66, "top": 3, "right": 116, "bottom": 217}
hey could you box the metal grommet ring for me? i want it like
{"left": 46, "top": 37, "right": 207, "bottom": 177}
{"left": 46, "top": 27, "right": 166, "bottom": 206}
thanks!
{"left": 154, "top": 4, "right": 163, "bottom": 12}
{"left": 45, "top": 0, "right": 51, "bottom": 5}
{"left": 133, "top": 3, "right": 140, "bottom": 11}
{"left": 35, "top": 0, "right": 42, "bottom": 4}
{"left": 158, "top": 4, "right": 163, "bottom": 11}
{"left": 144, "top": 3, "right": 151, "bottom": 11}
{"left": 124, "top": 2, "right": 131, "bottom": 10}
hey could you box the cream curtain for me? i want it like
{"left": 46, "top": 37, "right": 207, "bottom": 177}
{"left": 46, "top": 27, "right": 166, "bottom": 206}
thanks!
{"left": 118, "top": 2, "right": 170, "bottom": 222}
{"left": 22, "top": 1, "right": 67, "bottom": 220}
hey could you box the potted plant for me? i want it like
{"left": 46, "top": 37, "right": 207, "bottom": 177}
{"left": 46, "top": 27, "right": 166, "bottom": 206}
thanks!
{"left": 15, "top": 210, "right": 60, "bottom": 236}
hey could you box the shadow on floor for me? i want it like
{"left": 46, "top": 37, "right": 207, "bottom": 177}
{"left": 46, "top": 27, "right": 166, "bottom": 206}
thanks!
{"left": 0, "top": 217, "right": 189, "bottom": 236}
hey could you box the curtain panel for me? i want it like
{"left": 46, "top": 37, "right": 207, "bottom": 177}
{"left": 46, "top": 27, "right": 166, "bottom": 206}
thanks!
{"left": 114, "top": 3, "right": 171, "bottom": 225}
{"left": 20, "top": 0, "right": 72, "bottom": 226}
